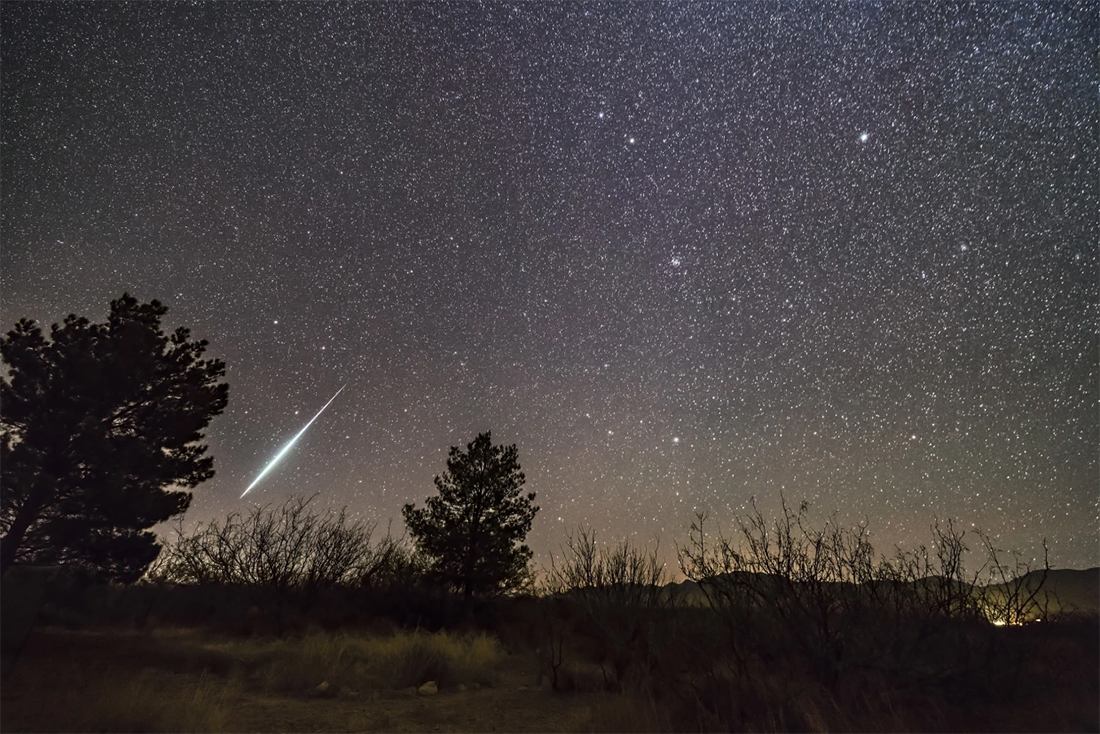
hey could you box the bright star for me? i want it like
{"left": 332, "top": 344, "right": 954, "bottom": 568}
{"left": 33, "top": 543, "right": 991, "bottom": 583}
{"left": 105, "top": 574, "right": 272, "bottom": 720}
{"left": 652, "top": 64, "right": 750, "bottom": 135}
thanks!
{"left": 859, "top": 132, "right": 870, "bottom": 143}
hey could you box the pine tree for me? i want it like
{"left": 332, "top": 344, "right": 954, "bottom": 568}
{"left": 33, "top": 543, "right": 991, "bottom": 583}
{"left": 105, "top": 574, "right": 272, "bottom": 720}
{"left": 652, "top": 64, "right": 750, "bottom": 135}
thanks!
{"left": 0, "top": 294, "right": 228, "bottom": 582}
{"left": 402, "top": 431, "right": 538, "bottom": 602}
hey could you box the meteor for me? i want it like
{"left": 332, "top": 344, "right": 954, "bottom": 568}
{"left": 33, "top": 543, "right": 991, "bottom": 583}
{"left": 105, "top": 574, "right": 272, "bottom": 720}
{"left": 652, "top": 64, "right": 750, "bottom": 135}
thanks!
{"left": 240, "top": 383, "right": 347, "bottom": 498}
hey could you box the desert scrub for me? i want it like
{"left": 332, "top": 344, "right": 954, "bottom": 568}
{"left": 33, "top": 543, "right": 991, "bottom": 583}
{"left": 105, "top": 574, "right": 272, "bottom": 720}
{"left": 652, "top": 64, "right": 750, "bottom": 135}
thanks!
{"left": 213, "top": 628, "right": 503, "bottom": 695}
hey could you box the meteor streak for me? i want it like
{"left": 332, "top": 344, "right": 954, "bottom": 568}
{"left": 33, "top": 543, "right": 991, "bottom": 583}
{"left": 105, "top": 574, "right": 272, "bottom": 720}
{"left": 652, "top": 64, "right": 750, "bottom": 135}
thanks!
{"left": 240, "top": 383, "right": 347, "bottom": 498}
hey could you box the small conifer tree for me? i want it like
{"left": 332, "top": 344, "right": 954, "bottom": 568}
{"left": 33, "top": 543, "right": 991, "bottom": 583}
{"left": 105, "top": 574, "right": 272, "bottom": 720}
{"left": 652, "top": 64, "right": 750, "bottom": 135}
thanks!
{"left": 402, "top": 431, "right": 538, "bottom": 602}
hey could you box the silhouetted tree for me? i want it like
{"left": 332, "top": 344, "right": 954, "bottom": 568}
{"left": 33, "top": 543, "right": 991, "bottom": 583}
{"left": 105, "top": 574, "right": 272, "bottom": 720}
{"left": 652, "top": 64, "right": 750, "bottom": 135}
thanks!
{"left": 0, "top": 294, "right": 228, "bottom": 582}
{"left": 402, "top": 431, "right": 538, "bottom": 604}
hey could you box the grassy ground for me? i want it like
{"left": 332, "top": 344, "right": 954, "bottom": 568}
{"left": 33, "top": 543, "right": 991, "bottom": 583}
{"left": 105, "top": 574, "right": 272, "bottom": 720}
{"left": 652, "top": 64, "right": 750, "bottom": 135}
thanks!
{"left": 2, "top": 616, "right": 1096, "bottom": 732}
{"left": 0, "top": 626, "right": 606, "bottom": 733}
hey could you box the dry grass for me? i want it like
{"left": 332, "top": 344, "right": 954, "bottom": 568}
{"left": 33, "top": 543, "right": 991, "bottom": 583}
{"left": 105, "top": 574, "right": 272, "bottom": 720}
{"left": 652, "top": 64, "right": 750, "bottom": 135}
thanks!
{"left": 205, "top": 627, "right": 503, "bottom": 695}
{"left": 5, "top": 666, "right": 242, "bottom": 733}
{"left": 78, "top": 670, "right": 242, "bottom": 733}
{"left": 582, "top": 695, "right": 670, "bottom": 733}
{"left": 2, "top": 626, "right": 506, "bottom": 733}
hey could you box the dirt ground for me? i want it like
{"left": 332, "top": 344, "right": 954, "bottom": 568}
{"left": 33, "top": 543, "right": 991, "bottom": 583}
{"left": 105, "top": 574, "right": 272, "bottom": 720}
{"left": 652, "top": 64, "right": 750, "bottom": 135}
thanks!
{"left": 0, "top": 627, "right": 610, "bottom": 733}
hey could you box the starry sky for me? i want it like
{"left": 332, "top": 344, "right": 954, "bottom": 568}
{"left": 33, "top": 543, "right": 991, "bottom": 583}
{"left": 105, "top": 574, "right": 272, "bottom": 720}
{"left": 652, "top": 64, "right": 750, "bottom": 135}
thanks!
{"left": 2, "top": 2, "right": 1097, "bottom": 571}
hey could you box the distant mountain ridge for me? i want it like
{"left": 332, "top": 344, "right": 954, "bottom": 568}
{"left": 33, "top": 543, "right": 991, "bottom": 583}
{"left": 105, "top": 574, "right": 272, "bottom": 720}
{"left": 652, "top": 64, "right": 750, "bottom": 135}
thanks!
{"left": 987, "top": 567, "right": 1100, "bottom": 616}
{"left": 667, "top": 567, "right": 1099, "bottom": 616}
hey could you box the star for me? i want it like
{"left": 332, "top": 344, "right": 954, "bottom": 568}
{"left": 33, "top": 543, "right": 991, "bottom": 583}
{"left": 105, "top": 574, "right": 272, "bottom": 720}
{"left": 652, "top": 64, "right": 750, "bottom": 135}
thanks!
{"left": 1, "top": 1, "right": 1093, "bottom": 573}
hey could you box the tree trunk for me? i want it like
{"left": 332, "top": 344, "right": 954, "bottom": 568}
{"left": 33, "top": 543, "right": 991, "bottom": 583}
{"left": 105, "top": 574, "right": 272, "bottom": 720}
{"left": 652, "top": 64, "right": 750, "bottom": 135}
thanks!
{"left": 462, "top": 519, "right": 478, "bottom": 618}
{"left": 462, "top": 581, "right": 474, "bottom": 619}
{"left": 1, "top": 501, "right": 39, "bottom": 576}
{"left": 1, "top": 475, "right": 52, "bottom": 577}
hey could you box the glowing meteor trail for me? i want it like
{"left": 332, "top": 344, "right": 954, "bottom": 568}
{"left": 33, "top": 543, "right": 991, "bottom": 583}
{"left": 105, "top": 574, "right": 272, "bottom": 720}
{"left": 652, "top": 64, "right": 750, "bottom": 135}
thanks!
{"left": 241, "top": 384, "right": 347, "bottom": 498}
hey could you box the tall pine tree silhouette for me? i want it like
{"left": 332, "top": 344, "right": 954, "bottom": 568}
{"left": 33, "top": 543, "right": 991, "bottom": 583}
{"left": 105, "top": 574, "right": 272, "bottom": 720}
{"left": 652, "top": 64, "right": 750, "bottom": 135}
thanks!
{"left": 1, "top": 294, "right": 228, "bottom": 582}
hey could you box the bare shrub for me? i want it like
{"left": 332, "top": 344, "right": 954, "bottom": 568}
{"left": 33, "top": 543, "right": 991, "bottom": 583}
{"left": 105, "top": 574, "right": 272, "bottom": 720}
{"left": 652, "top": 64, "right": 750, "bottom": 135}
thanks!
{"left": 675, "top": 498, "right": 1057, "bottom": 728}
{"left": 974, "top": 533, "right": 1052, "bottom": 626}
{"left": 678, "top": 500, "right": 888, "bottom": 689}
{"left": 542, "top": 528, "right": 677, "bottom": 692}
{"left": 149, "top": 495, "right": 420, "bottom": 592}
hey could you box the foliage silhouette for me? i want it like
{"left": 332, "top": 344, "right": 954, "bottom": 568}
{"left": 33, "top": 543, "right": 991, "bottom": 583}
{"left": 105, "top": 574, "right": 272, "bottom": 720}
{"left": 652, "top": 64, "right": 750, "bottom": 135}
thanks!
{"left": 0, "top": 294, "right": 228, "bottom": 582}
{"left": 674, "top": 498, "right": 1055, "bottom": 722}
{"left": 151, "top": 495, "right": 421, "bottom": 592}
{"left": 402, "top": 431, "right": 538, "bottom": 604}
{"left": 542, "top": 529, "right": 675, "bottom": 693}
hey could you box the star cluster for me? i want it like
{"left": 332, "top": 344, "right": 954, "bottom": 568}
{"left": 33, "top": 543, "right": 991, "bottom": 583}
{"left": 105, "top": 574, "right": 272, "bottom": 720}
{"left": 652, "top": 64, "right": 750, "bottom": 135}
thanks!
{"left": 2, "top": 2, "right": 1096, "bottom": 568}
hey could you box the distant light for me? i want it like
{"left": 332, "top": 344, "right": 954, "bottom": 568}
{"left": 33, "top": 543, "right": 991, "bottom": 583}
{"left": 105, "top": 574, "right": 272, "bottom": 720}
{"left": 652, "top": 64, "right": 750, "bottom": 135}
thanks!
{"left": 859, "top": 132, "right": 870, "bottom": 143}
{"left": 598, "top": 111, "right": 605, "bottom": 119}
{"left": 628, "top": 137, "right": 635, "bottom": 144}
{"left": 672, "top": 437, "right": 680, "bottom": 444}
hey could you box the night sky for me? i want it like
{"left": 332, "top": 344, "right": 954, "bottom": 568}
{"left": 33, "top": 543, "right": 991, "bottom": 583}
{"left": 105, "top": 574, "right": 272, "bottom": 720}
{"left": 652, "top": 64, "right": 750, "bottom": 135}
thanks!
{"left": 2, "top": 2, "right": 1096, "bottom": 571}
